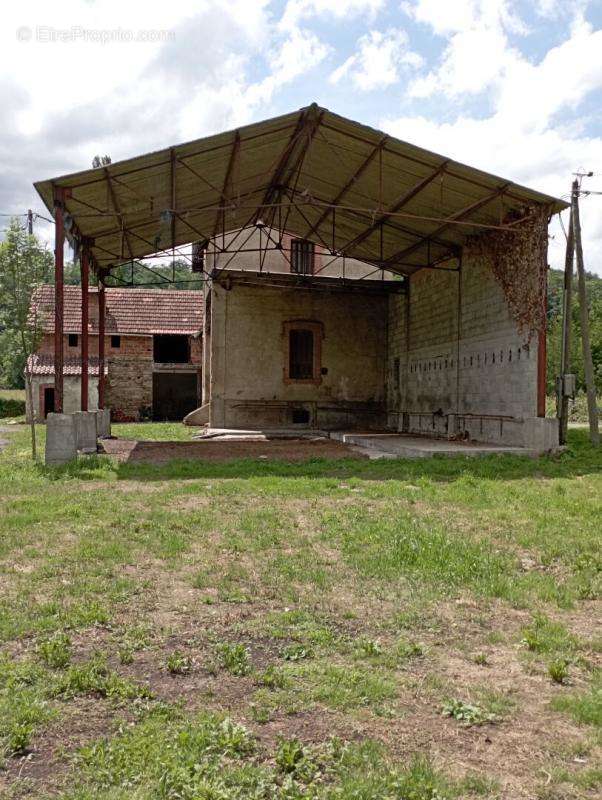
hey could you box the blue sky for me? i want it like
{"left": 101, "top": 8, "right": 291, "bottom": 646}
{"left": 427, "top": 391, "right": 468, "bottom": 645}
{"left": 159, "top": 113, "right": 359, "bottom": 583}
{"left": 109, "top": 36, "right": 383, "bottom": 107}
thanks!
{"left": 2, "top": 0, "right": 601, "bottom": 272}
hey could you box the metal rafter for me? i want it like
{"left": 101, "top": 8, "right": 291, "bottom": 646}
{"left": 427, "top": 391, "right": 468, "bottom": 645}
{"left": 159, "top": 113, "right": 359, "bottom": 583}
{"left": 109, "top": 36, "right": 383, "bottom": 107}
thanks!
{"left": 212, "top": 131, "right": 241, "bottom": 239}
{"left": 385, "top": 184, "right": 509, "bottom": 266}
{"left": 339, "top": 161, "right": 450, "bottom": 255}
{"left": 302, "top": 134, "right": 389, "bottom": 242}
{"left": 104, "top": 169, "right": 135, "bottom": 262}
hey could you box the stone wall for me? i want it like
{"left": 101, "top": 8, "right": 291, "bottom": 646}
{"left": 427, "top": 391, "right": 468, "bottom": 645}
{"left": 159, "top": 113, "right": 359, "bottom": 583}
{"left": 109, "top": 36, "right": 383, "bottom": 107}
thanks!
{"left": 105, "top": 357, "right": 153, "bottom": 422}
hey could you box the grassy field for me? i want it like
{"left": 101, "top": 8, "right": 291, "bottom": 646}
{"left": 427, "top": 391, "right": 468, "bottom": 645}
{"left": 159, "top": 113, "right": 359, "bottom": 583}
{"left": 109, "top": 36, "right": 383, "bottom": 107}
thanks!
{"left": 0, "top": 424, "right": 600, "bottom": 799}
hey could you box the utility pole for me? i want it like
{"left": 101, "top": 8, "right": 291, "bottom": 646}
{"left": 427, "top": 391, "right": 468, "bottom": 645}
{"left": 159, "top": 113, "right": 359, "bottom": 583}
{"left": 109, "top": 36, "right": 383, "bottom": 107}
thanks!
{"left": 557, "top": 211, "right": 575, "bottom": 445}
{"left": 571, "top": 178, "right": 600, "bottom": 445}
{"left": 27, "top": 209, "right": 33, "bottom": 235}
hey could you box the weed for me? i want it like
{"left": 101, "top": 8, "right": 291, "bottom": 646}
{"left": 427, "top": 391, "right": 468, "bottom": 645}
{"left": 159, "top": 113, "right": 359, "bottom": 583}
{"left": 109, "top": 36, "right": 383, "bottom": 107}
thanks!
{"left": 118, "top": 646, "right": 134, "bottom": 665}
{"left": 52, "top": 655, "right": 152, "bottom": 701}
{"left": 356, "top": 638, "right": 383, "bottom": 657}
{"left": 166, "top": 651, "right": 193, "bottom": 675}
{"left": 275, "top": 737, "right": 305, "bottom": 773}
{"left": 548, "top": 658, "right": 570, "bottom": 684}
{"left": 442, "top": 698, "right": 495, "bottom": 726}
{"left": 218, "top": 643, "right": 251, "bottom": 676}
{"left": 37, "top": 631, "right": 72, "bottom": 668}
{"left": 282, "top": 643, "right": 312, "bottom": 661}
{"left": 473, "top": 652, "right": 489, "bottom": 666}
{"left": 551, "top": 672, "right": 602, "bottom": 728}
{"left": 521, "top": 613, "right": 578, "bottom": 655}
{"left": 257, "top": 665, "right": 288, "bottom": 689}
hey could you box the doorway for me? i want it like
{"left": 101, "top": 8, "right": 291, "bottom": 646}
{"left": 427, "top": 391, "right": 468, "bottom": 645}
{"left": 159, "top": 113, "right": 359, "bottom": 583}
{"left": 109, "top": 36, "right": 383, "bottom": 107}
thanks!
{"left": 43, "top": 387, "right": 55, "bottom": 418}
{"left": 152, "top": 372, "right": 199, "bottom": 421}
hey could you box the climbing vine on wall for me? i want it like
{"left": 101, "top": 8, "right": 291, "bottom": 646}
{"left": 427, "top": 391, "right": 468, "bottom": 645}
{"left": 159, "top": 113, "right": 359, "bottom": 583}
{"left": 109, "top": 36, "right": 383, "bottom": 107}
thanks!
{"left": 465, "top": 205, "right": 549, "bottom": 342}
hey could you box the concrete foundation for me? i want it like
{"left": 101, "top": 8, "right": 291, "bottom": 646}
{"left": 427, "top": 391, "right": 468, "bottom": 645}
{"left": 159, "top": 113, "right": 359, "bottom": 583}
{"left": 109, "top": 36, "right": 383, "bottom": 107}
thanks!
{"left": 45, "top": 413, "right": 77, "bottom": 465}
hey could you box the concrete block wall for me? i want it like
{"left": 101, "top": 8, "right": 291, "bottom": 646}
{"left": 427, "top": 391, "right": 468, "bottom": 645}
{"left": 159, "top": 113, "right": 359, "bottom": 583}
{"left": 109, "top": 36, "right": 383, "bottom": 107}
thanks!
{"left": 386, "top": 252, "right": 542, "bottom": 446}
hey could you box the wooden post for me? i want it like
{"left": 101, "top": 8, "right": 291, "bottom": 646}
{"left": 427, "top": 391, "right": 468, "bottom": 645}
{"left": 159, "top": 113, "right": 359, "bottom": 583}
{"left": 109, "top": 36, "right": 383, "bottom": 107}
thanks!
{"left": 80, "top": 249, "right": 89, "bottom": 411}
{"left": 537, "top": 281, "right": 548, "bottom": 418}
{"left": 572, "top": 182, "right": 600, "bottom": 445}
{"left": 558, "top": 213, "right": 574, "bottom": 444}
{"left": 54, "top": 188, "right": 65, "bottom": 413}
{"left": 98, "top": 279, "right": 106, "bottom": 409}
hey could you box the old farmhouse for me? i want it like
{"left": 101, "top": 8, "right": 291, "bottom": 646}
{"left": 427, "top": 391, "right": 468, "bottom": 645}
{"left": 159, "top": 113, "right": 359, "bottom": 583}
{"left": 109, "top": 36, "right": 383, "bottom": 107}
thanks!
{"left": 28, "top": 286, "right": 203, "bottom": 422}
{"left": 33, "top": 104, "right": 566, "bottom": 454}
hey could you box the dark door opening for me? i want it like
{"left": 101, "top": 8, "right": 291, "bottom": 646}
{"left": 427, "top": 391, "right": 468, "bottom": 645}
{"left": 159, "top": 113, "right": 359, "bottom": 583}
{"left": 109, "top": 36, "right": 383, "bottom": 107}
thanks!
{"left": 152, "top": 372, "right": 199, "bottom": 421}
{"left": 43, "top": 387, "right": 55, "bottom": 418}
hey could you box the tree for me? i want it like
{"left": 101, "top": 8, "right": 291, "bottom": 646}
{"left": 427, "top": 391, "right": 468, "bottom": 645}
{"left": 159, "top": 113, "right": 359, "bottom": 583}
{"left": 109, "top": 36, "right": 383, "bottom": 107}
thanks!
{"left": 0, "top": 219, "right": 53, "bottom": 458}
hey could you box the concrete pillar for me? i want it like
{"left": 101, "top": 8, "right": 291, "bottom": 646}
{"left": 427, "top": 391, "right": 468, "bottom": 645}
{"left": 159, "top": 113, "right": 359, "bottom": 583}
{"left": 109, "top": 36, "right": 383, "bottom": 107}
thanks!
{"left": 73, "top": 411, "right": 97, "bottom": 453}
{"left": 45, "top": 413, "right": 77, "bottom": 465}
{"left": 96, "top": 408, "right": 111, "bottom": 438}
{"left": 209, "top": 285, "right": 226, "bottom": 428}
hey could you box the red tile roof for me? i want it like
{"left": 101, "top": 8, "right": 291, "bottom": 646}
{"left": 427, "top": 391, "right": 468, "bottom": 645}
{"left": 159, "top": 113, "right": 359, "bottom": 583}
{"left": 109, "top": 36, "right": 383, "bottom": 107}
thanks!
{"left": 32, "top": 285, "right": 203, "bottom": 335}
{"left": 28, "top": 354, "right": 106, "bottom": 377}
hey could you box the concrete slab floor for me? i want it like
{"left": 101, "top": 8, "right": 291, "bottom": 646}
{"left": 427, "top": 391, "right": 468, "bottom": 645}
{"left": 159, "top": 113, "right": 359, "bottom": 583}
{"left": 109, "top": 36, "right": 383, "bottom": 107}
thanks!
{"left": 190, "top": 427, "right": 545, "bottom": 459}
{"left": 330, "top": 431, "right": 542, "bottom": 459}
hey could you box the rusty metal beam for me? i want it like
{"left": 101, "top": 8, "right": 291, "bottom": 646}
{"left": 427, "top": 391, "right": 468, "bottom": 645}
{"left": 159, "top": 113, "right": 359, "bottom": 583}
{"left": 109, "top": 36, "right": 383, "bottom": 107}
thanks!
{"left": 339, "top": 161, "right": 449, "bottom": 254}
{"left": 212, "top": 131, "right": 241, "bottom": 240}
{"left": 385, "top": 184, "right": 509, "bottom": 266}
{"left": 303, "top": 135, "right": 388, "bottom": 242}
{"left": 80, "top": 247, "right": 89, "bottom": 411}
{"left": 97, "top": 279, "right": 106, "bottom": 409}
{"left": 104, "top": 169, "right": 135, "bottom": 261}
{"left": 53, "top": 187, "right": 65, "bottom": 413}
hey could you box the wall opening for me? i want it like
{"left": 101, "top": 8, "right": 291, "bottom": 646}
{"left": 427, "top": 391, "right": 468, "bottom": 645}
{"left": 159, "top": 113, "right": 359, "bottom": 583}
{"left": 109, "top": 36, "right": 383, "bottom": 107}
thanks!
{"left": 292, "top": 407, "right": 310, "bottom": 424}
{"left": 153, "top": 334, "right": 190, "bottom": 363}
{"left": 289, "top": 329, "right": 314, "bottom": 379}
{"left": 43, "top": 387, "right": 55, "bottom": 418}
{"left": 152, "top": 372, "right": 198, "bottom": 420}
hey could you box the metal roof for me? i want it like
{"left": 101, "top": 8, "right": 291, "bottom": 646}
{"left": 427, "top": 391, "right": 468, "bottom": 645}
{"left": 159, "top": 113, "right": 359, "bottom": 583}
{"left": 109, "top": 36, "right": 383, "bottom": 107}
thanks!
{"left": 34, "top": 103, "right": 567, "bottom": 277}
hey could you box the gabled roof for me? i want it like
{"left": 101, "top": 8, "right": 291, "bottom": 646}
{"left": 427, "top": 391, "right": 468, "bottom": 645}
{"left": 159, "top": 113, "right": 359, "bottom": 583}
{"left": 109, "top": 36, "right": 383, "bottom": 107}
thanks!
{"left": 34, "top": 104, "right": 567, "bottom": 277}
{"left": 32, "top": 285, "right": 203, "bottom": 335}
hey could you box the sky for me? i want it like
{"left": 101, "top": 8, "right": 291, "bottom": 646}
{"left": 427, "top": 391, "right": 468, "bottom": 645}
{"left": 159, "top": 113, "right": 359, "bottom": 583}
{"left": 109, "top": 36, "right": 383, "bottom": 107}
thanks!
{"left": 1, "top": 0, "right": 602, "bottom": 274}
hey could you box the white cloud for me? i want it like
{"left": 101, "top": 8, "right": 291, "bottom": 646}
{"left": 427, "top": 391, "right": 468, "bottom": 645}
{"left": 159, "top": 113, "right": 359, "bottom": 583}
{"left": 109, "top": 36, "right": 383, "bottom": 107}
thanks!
{"left": 280, "top": 0, "right": 384, "bottom": 30}
{"left": 330, "top": 28, "right": 422, "bottom": 91}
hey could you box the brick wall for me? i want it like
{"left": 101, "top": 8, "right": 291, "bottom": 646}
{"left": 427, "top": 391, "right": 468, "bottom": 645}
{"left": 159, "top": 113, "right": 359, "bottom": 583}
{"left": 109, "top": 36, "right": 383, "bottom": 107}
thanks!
{"left": 105, "top": 357, "right": 153, "bottom": 421}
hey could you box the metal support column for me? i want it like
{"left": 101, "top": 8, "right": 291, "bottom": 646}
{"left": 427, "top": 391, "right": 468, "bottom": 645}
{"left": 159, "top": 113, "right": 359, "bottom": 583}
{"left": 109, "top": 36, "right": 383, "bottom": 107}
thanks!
{"left": 98, "top": 279, "right": 106, "bottom": 409}
{"left": 53, "top": 188, "right": 65, "bottom": 413}
{"left": 80, "top": 248, "right": 89, "bottom": 411}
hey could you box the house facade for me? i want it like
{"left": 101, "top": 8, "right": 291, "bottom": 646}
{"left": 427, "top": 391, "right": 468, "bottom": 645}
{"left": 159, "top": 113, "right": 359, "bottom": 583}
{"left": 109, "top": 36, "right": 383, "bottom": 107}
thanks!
{"left": 28, "top": 286, "right": 203, "bottom": 422}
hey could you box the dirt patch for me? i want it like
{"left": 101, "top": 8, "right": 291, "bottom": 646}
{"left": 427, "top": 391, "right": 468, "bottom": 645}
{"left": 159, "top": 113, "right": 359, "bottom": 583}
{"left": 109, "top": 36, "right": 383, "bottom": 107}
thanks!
{"left": 101, "top": 437, "right": 365, "bottom": 464}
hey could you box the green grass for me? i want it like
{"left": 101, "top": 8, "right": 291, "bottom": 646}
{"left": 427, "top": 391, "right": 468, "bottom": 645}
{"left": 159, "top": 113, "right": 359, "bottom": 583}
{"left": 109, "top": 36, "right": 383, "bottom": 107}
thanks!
{"left": 0, "top": 423, "right": 600, "bottom": 796}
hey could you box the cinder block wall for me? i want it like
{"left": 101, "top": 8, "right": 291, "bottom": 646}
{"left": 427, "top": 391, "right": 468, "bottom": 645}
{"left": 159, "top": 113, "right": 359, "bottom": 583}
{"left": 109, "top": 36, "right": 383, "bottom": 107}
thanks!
{"left": 386, "top": 253, "right": 539, "bottom": 444}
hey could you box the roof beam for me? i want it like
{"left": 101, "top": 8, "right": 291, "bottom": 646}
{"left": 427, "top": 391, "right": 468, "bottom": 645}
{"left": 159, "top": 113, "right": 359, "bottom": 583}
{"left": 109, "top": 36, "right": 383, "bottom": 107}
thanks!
{"left": 212, "top": 130, "right": 241, "bottom": 239}
{"left": 104, "top": 169, "right": 135, "bottom": 262}
{"left": 385, "top": 183, "right": 509, "bottom": 266}
{"left": 302, "top": 134, "right": 388, "bottom": 242}
{"left": 338, "top": 161, "right": 449, "bottom": 255}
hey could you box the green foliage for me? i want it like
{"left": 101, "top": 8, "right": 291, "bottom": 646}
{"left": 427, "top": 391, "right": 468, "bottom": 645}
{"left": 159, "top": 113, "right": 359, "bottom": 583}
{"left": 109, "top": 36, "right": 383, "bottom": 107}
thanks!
{"left": 548, "top": 659, "right": 570, "bottom": 684}
{"left": 521, "top": 613, "right": 578, "bottom": 655}
{"left": 0, "top": 394, "right": 25, "bottom": 418}
{"left": 51, "top": 655, "right": 151, "bottom": 701}
{"left": 0, "top": 219, "right": 53, "bottom": 389}
{"left": 551, "top": 671, "right": 602, "bottom": 728}
{"left": 547, "top": 267, "right": 602, "bottom": 394}
{"left": 166, "top": 651, "right": 193, "bottom": 675}
{"left": 218, "top": 643, "right": 251, "bottom": 676}
{"left": 37, "top": 631, "right": 72, "bottom": 668}
{"left": 442, "top": 699, "right": 495, "bottom": 726}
